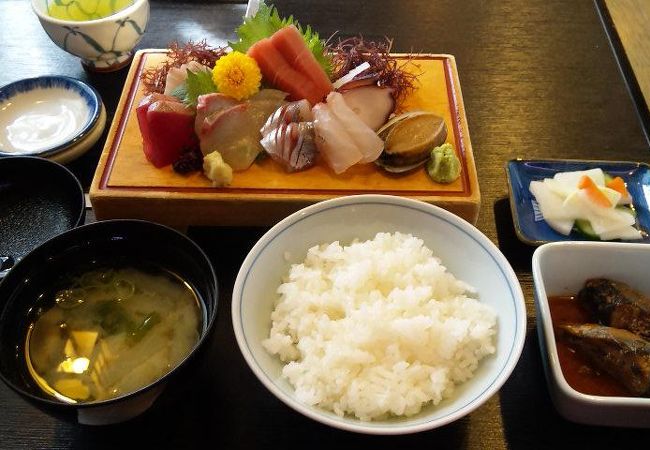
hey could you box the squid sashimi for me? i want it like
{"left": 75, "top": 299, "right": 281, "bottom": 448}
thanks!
{"left": 260, "top": 122, "right": 317, "bottom": 172}
{"left": 313, "top": 103, "right": 363, "bottom": 174}
{"left": 261, "top": 99, "right": 313, "bottom": 137}
{"left": 247, "top": 38, "right": 321, "bottom": 104}
{"left": 326, "top": 92, "right": 383, "bottom": 163}
{"left": 270, "top": 25, "right": 332, "bottom": 99}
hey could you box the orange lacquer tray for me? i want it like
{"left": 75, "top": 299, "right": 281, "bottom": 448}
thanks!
{"left": 90, "top": 50, "right": 480, "bottom": 227}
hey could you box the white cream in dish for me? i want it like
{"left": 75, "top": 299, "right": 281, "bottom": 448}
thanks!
{"left": 0, "top": 87, "right": 89, "bottom": 154}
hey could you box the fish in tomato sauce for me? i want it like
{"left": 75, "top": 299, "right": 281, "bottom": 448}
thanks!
{"left": 577, "top": 278, "right": 650, "bottom": 340}
{"left": 559, "top": 323, "right": 650, "bottom": 397}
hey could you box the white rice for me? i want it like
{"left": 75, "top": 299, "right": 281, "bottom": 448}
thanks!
{"left": 262, "top": 232, "right": 497, "bottom": 421}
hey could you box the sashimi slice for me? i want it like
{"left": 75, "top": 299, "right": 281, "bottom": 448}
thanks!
{"left": 141, "top": 99, "right": 197, "bottom": 168}
{"left": 325, "top": 92, "right": 383, "bottom": 163}
{"left": 261, "top": 99, "right": 313, "bottom": 137}
{"left": 260, "top": 121, "right": 317, "bottom": 172}
{"left": 198, "top": 103, "right": 263, "bottom": 170}
{"left": 313, "top": 102, "right": 363, "bottom": 174}
{"left": 249, "top": 89, "right": 289, "bottom": 102}
{"left": 247, "top": 38, "right": 322, "bottom": 104}
{"left": 164, "top": 61, "right": 211, "bottom": 96}
{"left": 195, "top": 93, "right": 241, "bottom": 135}
{"left": 270, "top": 25, "right": 332, "bottom": 101}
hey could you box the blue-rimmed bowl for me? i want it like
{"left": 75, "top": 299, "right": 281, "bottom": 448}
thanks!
{"left": 506, "top": 159, "right": 650, "bottom": 246}
{"left": 0, "top": 76, "right": 105, "bottom": 162}
{"left": 232, "top": 194, "right": 526, "bottom": 434}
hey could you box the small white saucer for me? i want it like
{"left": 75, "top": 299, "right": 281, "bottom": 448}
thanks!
{"left": 0, "top": 76, "right": 105, "bottom": 163}
{"left": 49, "top": 104, "right": 107, "bottom": 164}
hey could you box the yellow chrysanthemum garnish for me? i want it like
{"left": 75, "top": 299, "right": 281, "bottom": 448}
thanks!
{"left": 212, "top": 51, "right": 261, "bottom": 101}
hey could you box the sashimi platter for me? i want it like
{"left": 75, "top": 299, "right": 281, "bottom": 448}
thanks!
{"left": 90, "top": 2, "right": 480, "bottom": 227}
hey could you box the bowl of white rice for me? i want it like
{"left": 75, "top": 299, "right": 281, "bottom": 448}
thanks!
{"left": 232, "top": 194, "right": 526, "bottom": 434}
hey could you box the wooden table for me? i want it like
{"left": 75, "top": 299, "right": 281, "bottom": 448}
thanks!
{"left": 1, "top": 0, "right": 649, "bottom": 448}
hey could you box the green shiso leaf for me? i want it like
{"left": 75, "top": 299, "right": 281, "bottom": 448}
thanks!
{"left": 229, "top": 1, "right": 333, "bottom": 77}
{"left": 173, "top": 69, "right": 217, "bottom": 107}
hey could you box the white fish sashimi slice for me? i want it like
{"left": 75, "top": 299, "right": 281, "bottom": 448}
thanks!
{"left": 164, "top": 61, "right": 211, "bottom": 96}
{"left": 325, "top": 92, "right": 383, "bottom": 163}
{"left": 599, "top": 225, "right": 643, "bottom": 241}
{"left": 313, "top": 103, "right": 363, "bottom": 174}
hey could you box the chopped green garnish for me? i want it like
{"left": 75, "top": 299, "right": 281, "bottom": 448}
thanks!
{"left": 96, "top": 301, "right": 134, "bottom": 335}
{"left": 172, "top": 69, "right": 217, "bottom": 107}
{"left": 229, "top": 1, "right": 332, "bottom": 77}
{"left": 128, "top": 312, "right": 162, "bottom": 344}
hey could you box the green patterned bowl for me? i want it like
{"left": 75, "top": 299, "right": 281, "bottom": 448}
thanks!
{"left": 31, "top": 0, "right": 149, "bottom": 72}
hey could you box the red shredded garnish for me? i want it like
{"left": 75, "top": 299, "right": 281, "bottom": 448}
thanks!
{"left": 327, "top": 36, "right": 421, "bottom": 108}
{"left": 141, "top": 40, "right": 228, "bottom": 95}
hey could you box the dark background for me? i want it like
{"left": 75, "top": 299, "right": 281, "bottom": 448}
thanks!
{"left": 0, "top": 0, "right": 649, "bottom": 448}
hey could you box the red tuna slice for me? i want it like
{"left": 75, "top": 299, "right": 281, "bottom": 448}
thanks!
{"left": 270, "top": 25, "right": 332, "bottom": 102}
{"left": 136, "top": 93, "right": 179, "bottom": 143}
{"left": 140, "top": 99, "right": 197, "bottom": 168}
{"left": 195, "top": 93, "right": 241, "bottom": 135}
{"left": 248, "top": 38, "right": 322, "bottom": 104}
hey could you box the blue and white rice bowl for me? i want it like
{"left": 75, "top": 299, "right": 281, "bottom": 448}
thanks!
{"left": 232, "top": 194, "right": 526, "bottom": 434}
{"left": 0, "top": 76, "right": 105, "bottom": 163}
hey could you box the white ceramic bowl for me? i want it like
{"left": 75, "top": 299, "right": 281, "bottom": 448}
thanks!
{"left": 532, "top": 241, "right": 650, "bottom": 427}
{"left": 32, "top": 0, "right": 149, "bottom": 71}
{"left": 232, "top": 195, "right": 526, "bottom": 434}
{"left": 0, "top": 76, "right": 106, "bottom": 162}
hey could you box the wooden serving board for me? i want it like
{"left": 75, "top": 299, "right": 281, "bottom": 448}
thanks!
{"left": 90, "top": 50, "right": 480, "bottom": 227}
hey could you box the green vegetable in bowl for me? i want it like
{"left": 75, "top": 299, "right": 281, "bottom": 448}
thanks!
{"left": 426, "top": 143, "right": 461, "bottom": 183}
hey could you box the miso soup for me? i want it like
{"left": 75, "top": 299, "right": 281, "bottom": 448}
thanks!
{"left": 25, "top": 265, "right": 201, "bottom": 403}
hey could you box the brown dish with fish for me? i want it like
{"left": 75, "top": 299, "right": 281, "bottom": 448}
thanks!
{"left": 549, "top": 278, "right": 650, "bottom": 397}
